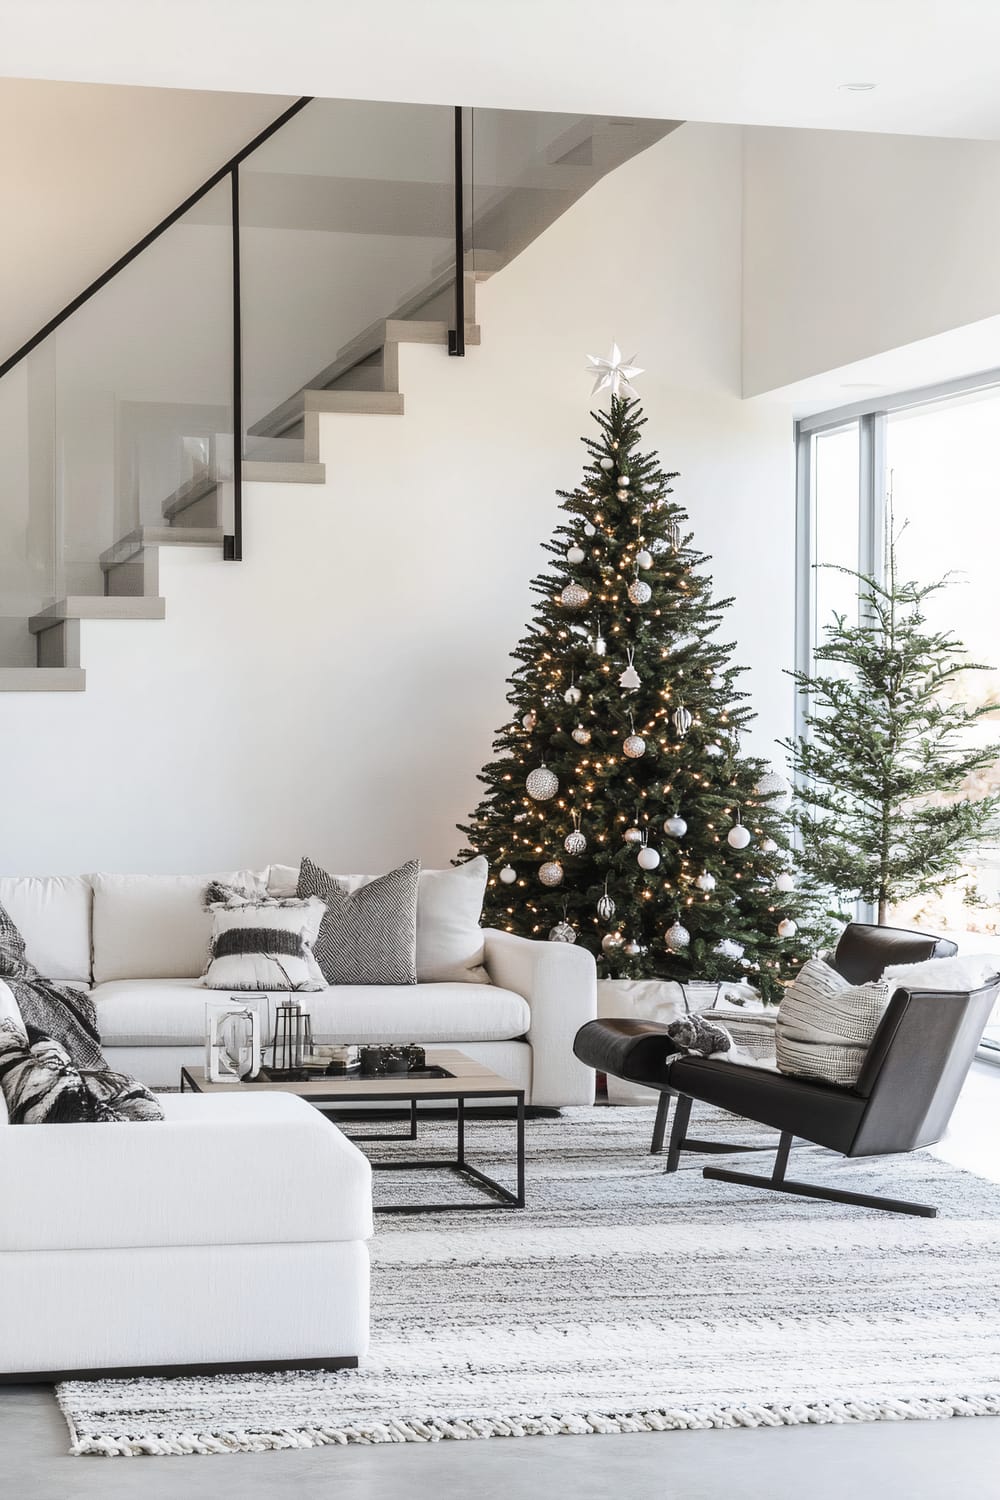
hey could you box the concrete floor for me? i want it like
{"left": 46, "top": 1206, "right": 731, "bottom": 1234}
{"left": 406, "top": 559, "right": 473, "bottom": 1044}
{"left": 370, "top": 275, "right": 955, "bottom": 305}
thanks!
{"left": 3, "top": 1061, "right": 998, "bottom": 1500}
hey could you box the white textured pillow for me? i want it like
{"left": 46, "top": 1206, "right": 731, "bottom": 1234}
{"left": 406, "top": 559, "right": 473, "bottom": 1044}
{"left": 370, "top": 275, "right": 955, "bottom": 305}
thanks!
{"left": 202, "top": 897, "right": 326, "bottom": 992}
{"left": 881, "top": 953, "right": 1000, "bottom": 991}
{"left": 91, "top": 872, "right": 263, "bottom": 983}
{"left": 0, "top": 876, "right": 92, "bottom": 984}
{"left": 776, "top": 958, "right": 891, "bottom": 1088}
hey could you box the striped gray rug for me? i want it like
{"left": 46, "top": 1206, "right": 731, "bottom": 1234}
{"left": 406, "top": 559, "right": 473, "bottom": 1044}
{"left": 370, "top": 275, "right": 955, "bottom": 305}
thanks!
{"left": 59, "top": 1105, "right": 1000, "bottom": 1456}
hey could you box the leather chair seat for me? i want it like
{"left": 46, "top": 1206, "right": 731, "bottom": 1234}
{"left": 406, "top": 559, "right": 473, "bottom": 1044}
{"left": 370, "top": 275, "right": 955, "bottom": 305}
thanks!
{"left": 667, "top": 1056, "right": 866, "bottom": 1156}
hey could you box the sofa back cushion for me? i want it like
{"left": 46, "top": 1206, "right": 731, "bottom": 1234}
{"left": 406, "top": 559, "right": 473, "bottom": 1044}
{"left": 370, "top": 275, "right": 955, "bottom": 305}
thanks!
{"left": 0, "top": 876, "right": 92, "bottom": 984}
{"left": 91, "top": 873, "right": 260, "bottom": 983}
{"left": 266, "top": 857, "right": 489, "bottom": 983}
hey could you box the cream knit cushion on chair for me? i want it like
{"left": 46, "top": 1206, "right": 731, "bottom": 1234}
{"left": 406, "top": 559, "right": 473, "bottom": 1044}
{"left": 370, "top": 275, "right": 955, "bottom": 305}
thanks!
{"left": 776, "top": 957, "right": 891, "bottom": 1088}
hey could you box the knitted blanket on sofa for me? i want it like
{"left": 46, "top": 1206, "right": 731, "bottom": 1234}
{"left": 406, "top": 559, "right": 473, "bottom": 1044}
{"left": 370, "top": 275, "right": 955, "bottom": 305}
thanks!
{"left": 0, "top": 902, "right": 106, "bottom": 1070}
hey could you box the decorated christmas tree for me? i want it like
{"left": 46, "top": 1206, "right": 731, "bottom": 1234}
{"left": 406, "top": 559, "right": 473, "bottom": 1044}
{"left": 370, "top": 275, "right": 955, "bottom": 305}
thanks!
{"left": 459, "top": 350, "right": 822, "bottom": 1000}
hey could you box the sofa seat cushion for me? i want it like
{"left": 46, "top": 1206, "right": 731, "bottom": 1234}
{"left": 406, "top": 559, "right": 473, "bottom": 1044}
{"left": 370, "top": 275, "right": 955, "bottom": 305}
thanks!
{"left": 0, "top": 1092, "right": 372, "bottom": 1252}
{"left": 90, "top": 978, "right": 531, "bottom": 1048}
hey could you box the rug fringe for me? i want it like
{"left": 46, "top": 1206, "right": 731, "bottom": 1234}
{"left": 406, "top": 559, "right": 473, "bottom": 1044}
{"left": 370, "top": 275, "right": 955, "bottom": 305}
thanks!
{"left": 66, "top": 1393, "right": 1000, "bottom": 1457}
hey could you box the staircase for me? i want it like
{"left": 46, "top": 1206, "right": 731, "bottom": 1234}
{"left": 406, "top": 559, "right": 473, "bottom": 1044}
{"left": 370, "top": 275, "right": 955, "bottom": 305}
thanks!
{"left": 0, "top": 104, "right": 676, "bottom": 692}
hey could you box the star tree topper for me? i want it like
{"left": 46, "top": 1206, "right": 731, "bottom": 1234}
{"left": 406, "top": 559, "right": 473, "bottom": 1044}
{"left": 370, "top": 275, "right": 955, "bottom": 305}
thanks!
{"left": 586, "top": 342, "right": 644, "bottom": 400}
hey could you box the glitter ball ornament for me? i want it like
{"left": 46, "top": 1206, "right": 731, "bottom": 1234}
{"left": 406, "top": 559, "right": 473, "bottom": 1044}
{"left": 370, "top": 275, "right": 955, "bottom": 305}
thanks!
{"left": 695, "top": 871, "right": 716, "bottom": 891}
{"left": 571, "top": 725, "right": 592, "bottom": 745}
{"left": 526, "top": 765, "right": 558, "bottom": 801}
{"left": 564, "top": 684, "right": 582, "bottom": 706}
{"left": 627, "top": 578, "right": 652, "bottom": 606}
{"left": 521, "top": 710, "right": 537, "bottom": 731}
{"left": 601, "top": 931, "right": 624, "bottom": 954}
{"left": 637, "top": 845, "right": 661, "bottom": 871}
{"left": 564, "top": 830, "right": 587, "bottom": 856}
{"left": 623, "top": 733, "right": 646, "bottom": 758}
{"left": 775, "top": 872, "right": 795, "bottom": 893}
{"left": 727, "top": 821, "right": 751, "bottom": 850}
{"left": 663, "top": 815, "right": 688, "bottom": 838}
{"left": 636, "top": 549, "right": 653, "bottom": 569}
{"left": 513, "top": 813, "right": 527, "bottom": 823}
{"left": 778, "top": 918, "right": 798, "bottom": 938}
{"left": 538, "top": 861, "right": 564, "bottom": 887}
{"left": 665, "top": 921, "right": 691, "bottom": 951}
{"left": 566, "top": 544, "right": 586, "bottom": 564}
{"left": 623, "top": 826, "right": 643, "bottom": 845}
{"left": 499, "top": 865, "right": 517, "bottom": 885}
{"left": 760, "top": 838, "right": 779, "bottom": 854}
{"left": 754, "top": 770, "right": 793, "bottom": 813}
{"left": 599, "top": 457, "right": 615, "bottom": 471}
{"left": 560, "top": 582, "right": 590, "bottom": 609}
{"left": 549, "top": 921, "right": 577, "bottom": 944}
{"left": 583, "top": 522, "right": 596, "bottom": 537}
{"left": 672, "top": 704, "right": 692, "bottom": 736}
{"left": 597, "top": 892, "right": 617, "bottom": 920}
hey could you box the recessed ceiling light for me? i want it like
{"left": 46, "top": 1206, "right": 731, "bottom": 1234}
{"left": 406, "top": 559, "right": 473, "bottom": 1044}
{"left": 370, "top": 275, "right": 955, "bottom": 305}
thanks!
{"left": 839, "top": 82, "right": 878, "bottom": 92}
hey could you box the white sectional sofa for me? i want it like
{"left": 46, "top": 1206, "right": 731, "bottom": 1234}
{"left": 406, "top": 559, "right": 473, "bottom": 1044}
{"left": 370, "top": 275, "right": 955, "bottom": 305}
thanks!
{"left": 0, "top": 865, "right": 597, "bottom": 1106}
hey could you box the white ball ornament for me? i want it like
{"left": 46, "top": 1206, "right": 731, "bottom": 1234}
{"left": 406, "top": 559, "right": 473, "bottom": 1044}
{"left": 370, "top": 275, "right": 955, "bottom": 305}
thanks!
{"left": 566, "top": 544, "right": 586, "bottom": 565}
{"left": 663, "top": 815, "right": 688, "bottom": 838}
{"left": 583, "top": 522, "right": 596, "bottom": 537}
{"left": 627, "top": 579, "right": 652, "bottom": 606}
{"left": 695, "top": 871, "right": 716, "bottom": 892}
{"left": 623, "top": 826, "right": 644, "bottom": 845}
{"left": 499, "top": 865, "right": 517, "bottom": 885}
{"left": 623, "top": 734, "right": 646, "bottom": 759}
{"left": 564, "top": 830, "right": 587, "bottom": 856}
{"left": 636, "top": 549, "right": 653, "bottom": 569}
{"left": 710, "top": 674, "right": 725, "bottom": 691}
{"left": 548, "top": 921, "right": 577, "bottom": 944}
{"left": 564, "top": 684, "right": 582, "bottom": 706}
{"left": 618, "top": 475, "right": 630, "bottom": 487}
{"left": 571, "top": 725, "right": 592, "bottom": 745}
{"left": 521, "top": 710, "right": 537, "bottom": 731}
{"left": 538, "top": 861, "right": 564, "bottom": 888}
{"left": 665, "top": 921, "right": 691, "bottom": 951}
{"left": 727, "top": 822, "right": 751, "bottom": 850}
{"left": 777, "top": 918, "right": 798, "bottom": 939}
{"left": 526, "top": 765, "right": 559, "bottom": 801}
{"left": 637, "top": 846, "right": 661, "bottom": 871}
{"left": 754, "top": 771, "right": 793, "bottom": 814}
{"left": 597, "top": 892, "right": 617, "bottom": 920}
{"left": 599, "top": 457, "right": 615, "bottom": 471}
{"left": 760, "top": 838, "right": 779, "bottom": 855}
{"left": 601, "top": 931, "right": 624, "bottom": 954}
{"left": 775, "top": 872, "right": 796, "bottom": 894}
{"left": 560, "top": 582, "right": 590, "bottom": 609}
{"left": 623, "top": 940, "right": 642, "bottom": 957}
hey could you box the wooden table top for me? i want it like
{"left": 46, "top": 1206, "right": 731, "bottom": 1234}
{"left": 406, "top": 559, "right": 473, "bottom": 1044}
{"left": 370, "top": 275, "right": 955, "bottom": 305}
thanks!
{"left": 182, "top": 1049, "right": 523, "bottom": 1100}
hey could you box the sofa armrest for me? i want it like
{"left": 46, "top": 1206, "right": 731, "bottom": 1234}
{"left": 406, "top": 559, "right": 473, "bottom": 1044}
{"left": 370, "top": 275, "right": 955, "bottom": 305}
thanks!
{"left": 483, "top": 928, "right": 596, "bottom": 1106}
{"left": 0, "top": 1092, "right": 373, "bottom": 1252}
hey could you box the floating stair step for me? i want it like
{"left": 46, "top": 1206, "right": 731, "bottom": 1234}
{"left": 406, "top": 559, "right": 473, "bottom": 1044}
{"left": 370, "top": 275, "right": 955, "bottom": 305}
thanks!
{"left": 0, "top": 667, "right": 85, "bottom": 693}
{"left": 99, "top": 527, "right": 225, "bottom": 571}
{"left": 241, "top": 460, "right": 327, "bottom": 484}
{"left": 29, "top": 597, "right": 166, "bottom": 634}
{"left": 251, "top": 389, "right": 404, "bottom": 443}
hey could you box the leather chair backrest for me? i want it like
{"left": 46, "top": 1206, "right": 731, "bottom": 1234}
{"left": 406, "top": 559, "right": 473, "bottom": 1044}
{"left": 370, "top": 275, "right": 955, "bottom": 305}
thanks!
{"left": 849, "top": 979, "right": 999, "bottom": 1155}
{"left": 832, "top": 922, "right": 957, "bottom": 985}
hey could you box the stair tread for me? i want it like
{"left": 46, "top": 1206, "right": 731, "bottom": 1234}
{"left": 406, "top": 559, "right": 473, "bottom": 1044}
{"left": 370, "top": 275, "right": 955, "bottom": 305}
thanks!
{"left": 161, "top": 471, "right": 219, "bottom": 522}
{"left": 242, "top": 460, "right": 327, "bottom": 484}
{"left": 0, "top": 668, "right": 86, "bottom": 692}
{"left": 100, "top": 527, "right": 225, "bottom": 569}
{"left": 29, "top": 597, "right": 166, "bottom": 633}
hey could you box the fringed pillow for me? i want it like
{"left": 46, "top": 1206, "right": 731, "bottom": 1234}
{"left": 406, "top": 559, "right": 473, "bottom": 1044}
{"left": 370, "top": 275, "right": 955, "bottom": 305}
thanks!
{"left": 0, "top": 1022, "right": 163, "bottom": 1124}
{"left": 202, "top": 889, "right": 326, "bottom": 992}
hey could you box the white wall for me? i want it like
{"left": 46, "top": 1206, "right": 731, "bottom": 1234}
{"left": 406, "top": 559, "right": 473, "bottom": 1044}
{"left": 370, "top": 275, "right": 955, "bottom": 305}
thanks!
{"left": 0, "top": 124, "right": 796, "bottom": 876}
{"left": 743, "top": 127, "right": 1000, "bottom": 396}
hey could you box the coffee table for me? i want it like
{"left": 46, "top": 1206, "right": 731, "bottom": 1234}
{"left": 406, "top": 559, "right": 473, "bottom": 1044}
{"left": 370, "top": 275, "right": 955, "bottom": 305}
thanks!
{"left": 180, "top": 1049, "right": 525, "bottom": 1213}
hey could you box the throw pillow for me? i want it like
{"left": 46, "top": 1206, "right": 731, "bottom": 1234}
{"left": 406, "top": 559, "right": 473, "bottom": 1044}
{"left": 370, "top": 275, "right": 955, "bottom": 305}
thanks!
{"left": 416, "top": 858, "right": 489, "bottom": 983}
{"left": 776, "top": 957, "right": 891, "bottom": 1088}
{"left": 0, "top": 900, "right": 106, "bottom": 1070}
{"left": 202, "top": 893, "right": 326, "bottom": 992}
{"left": 0, "top": 1022, "right": 163, "bottom": 1123}
{"left": 881, "top": 953, "right": 1000, "bottom": 991}
{"left": 298, "top": 856, "right": 420, "bottom": 985}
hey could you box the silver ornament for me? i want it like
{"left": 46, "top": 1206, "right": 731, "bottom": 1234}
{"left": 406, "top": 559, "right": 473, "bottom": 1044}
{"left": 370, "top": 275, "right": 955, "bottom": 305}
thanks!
{"left": 619, "top": 651, "right": 641, "bottom": 692}
{"left": 754, "top": 770, "right": 793, "bottom": 813}
{"left": 623, "top": 734, "right": 646, "bottom": 758}
{"left": 775, "top": 872, "right": 795, "bottom": 893}
{"left": 637, "top": 845, "right": 660, "bottom": 870}
{"left": 727, "top": 822, "right": 751, "bottom": 850}
{"left": 564, "top": 684, "right": 582, "bottom": 706}
{"left": 665, "top": 921, "right": 691, "bottom": 951}
{"left": 601, "top": 931, "right": 624, "bottom": 954}
{"left": 597, "top": 892, "right": 617, "bottom": 920}
{"left": 583, "top": 522, "right": 597, "bottom": 537}
{"left": 636, "top": 549, "right": 653, "bottom": 569}
{"left": 672, "top": 704, "right": 692, "bottom": 736}
{"left": 593, "top": 633, "right": 607, "bottom": 656}
{"left": 617, "top": 488, "right": 629, "bottom": 501}
{"left": 566, "top": 544, "right": 586, "bottom": 564}
{"left": 710, "top": 674, "right": 725, "bottom": 690}
{"left": 668, "top": 520, "right": 682, "bottom": 550}
{"left": 538, "top": 861, "right": 564, "bottom": 887}
{"left": 623, "top": 940, "right": 642, "bottom": 956}
{"left": 627, "top": 579, "right": 652, "bottom": 606}
{"left": 760, "top": 838, "right": 779, "bottom": 854}
{"left": 561, "top": 582, "right": 590, "bottom": 609}
{"left": 498, "top": 865, "right": 517, "bottom": 885}
{"left": 623, "top": 826, "right": 643, "bottom": 845}
{"left": 695, "top": 871, "right": 716, "bottom": 891}
{"left": 663, "top": 815, "right": 688, "bottom": 838}
{"left": 526, "top": 765, "right": 559, "bottom": 801}
{"left": 778, "top": 917, "right": 798, "bottom": 938}
{"left": 618, "top": 475, "right": 630, "bottom": 487}
{"left": 549, "top": 921, "right": 577, "bottom": 944}
{"left": 599, "top": 457, "right": 615, "bottom": 471}
{"left": 571, "top": 725, "right": 592, "bottom": 745}
{"left": 514, "top": 812, "right": 527, "bottom": 823}
{"left": 521, "top": 710, "right": 537, "bottom": 731}
{"left": 564, "top": 830, "right": 587, "bottom": 856}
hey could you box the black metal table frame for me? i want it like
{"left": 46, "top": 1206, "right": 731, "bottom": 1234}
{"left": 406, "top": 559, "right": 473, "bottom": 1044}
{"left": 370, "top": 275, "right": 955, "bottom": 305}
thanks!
{"left": 180, "top": 1069, "right": 526, "bottom": 1213}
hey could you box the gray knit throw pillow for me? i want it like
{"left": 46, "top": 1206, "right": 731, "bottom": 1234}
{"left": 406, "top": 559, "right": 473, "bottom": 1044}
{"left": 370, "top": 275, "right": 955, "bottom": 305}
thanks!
{"left": 297, "top": 857, "right": 420, "bottom": 985}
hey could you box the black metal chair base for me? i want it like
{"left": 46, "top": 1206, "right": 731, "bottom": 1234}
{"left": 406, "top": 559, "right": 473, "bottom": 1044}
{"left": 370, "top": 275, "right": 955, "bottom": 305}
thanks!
{"left": 702, "top": 1131, "right": 937, "bottom": 1219}
{"left": 657, "top": 1091, "right": 766, "bottom": 1172}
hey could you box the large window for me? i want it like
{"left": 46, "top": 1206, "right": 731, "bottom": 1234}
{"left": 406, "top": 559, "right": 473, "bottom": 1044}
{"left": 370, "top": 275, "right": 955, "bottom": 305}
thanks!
{"left": 796, "top": 374, "right": 1000, "bottom": 1057}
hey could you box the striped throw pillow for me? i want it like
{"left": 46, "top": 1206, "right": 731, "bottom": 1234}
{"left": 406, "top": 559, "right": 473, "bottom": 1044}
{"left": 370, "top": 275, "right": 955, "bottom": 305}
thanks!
{"left": 202, "top": 896, "right": 326, "bottom": 991}
{"left": 298, "top": 857, "right": 420, "bottom": 986}
{"left": 776, "top": 958, "right": 891, "bottom": 1088}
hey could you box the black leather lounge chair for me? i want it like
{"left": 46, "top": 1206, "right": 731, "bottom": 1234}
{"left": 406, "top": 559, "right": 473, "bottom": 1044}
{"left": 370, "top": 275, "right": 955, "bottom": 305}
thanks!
{"left": 574, "top": 923, "right": 998, "bottom": 1218}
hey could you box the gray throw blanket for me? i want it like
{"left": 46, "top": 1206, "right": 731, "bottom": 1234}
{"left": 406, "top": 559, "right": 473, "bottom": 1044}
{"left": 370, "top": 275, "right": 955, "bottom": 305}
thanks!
{"left": 0, "top": 901, "right": 106, "bottom": 1070}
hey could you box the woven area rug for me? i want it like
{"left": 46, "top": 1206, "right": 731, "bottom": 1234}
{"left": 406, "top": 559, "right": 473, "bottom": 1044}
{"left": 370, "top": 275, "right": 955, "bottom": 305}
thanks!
{"left": 58, "top": 1104, "right": 1000, "bottom": 1456}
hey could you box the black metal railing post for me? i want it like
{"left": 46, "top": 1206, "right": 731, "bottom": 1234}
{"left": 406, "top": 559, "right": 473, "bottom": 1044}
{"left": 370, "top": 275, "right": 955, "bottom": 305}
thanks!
{"left": 448, "top": 106, "right": 465, "bottom": 357}
{"left": 224, "top": 163, "right": 243, "bottom": 562}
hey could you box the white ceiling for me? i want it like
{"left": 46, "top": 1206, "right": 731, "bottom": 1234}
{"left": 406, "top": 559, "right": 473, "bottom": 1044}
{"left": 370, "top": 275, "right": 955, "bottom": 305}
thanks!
{"left": 5, "top": 0, "right": 1000, "bottom": 139}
